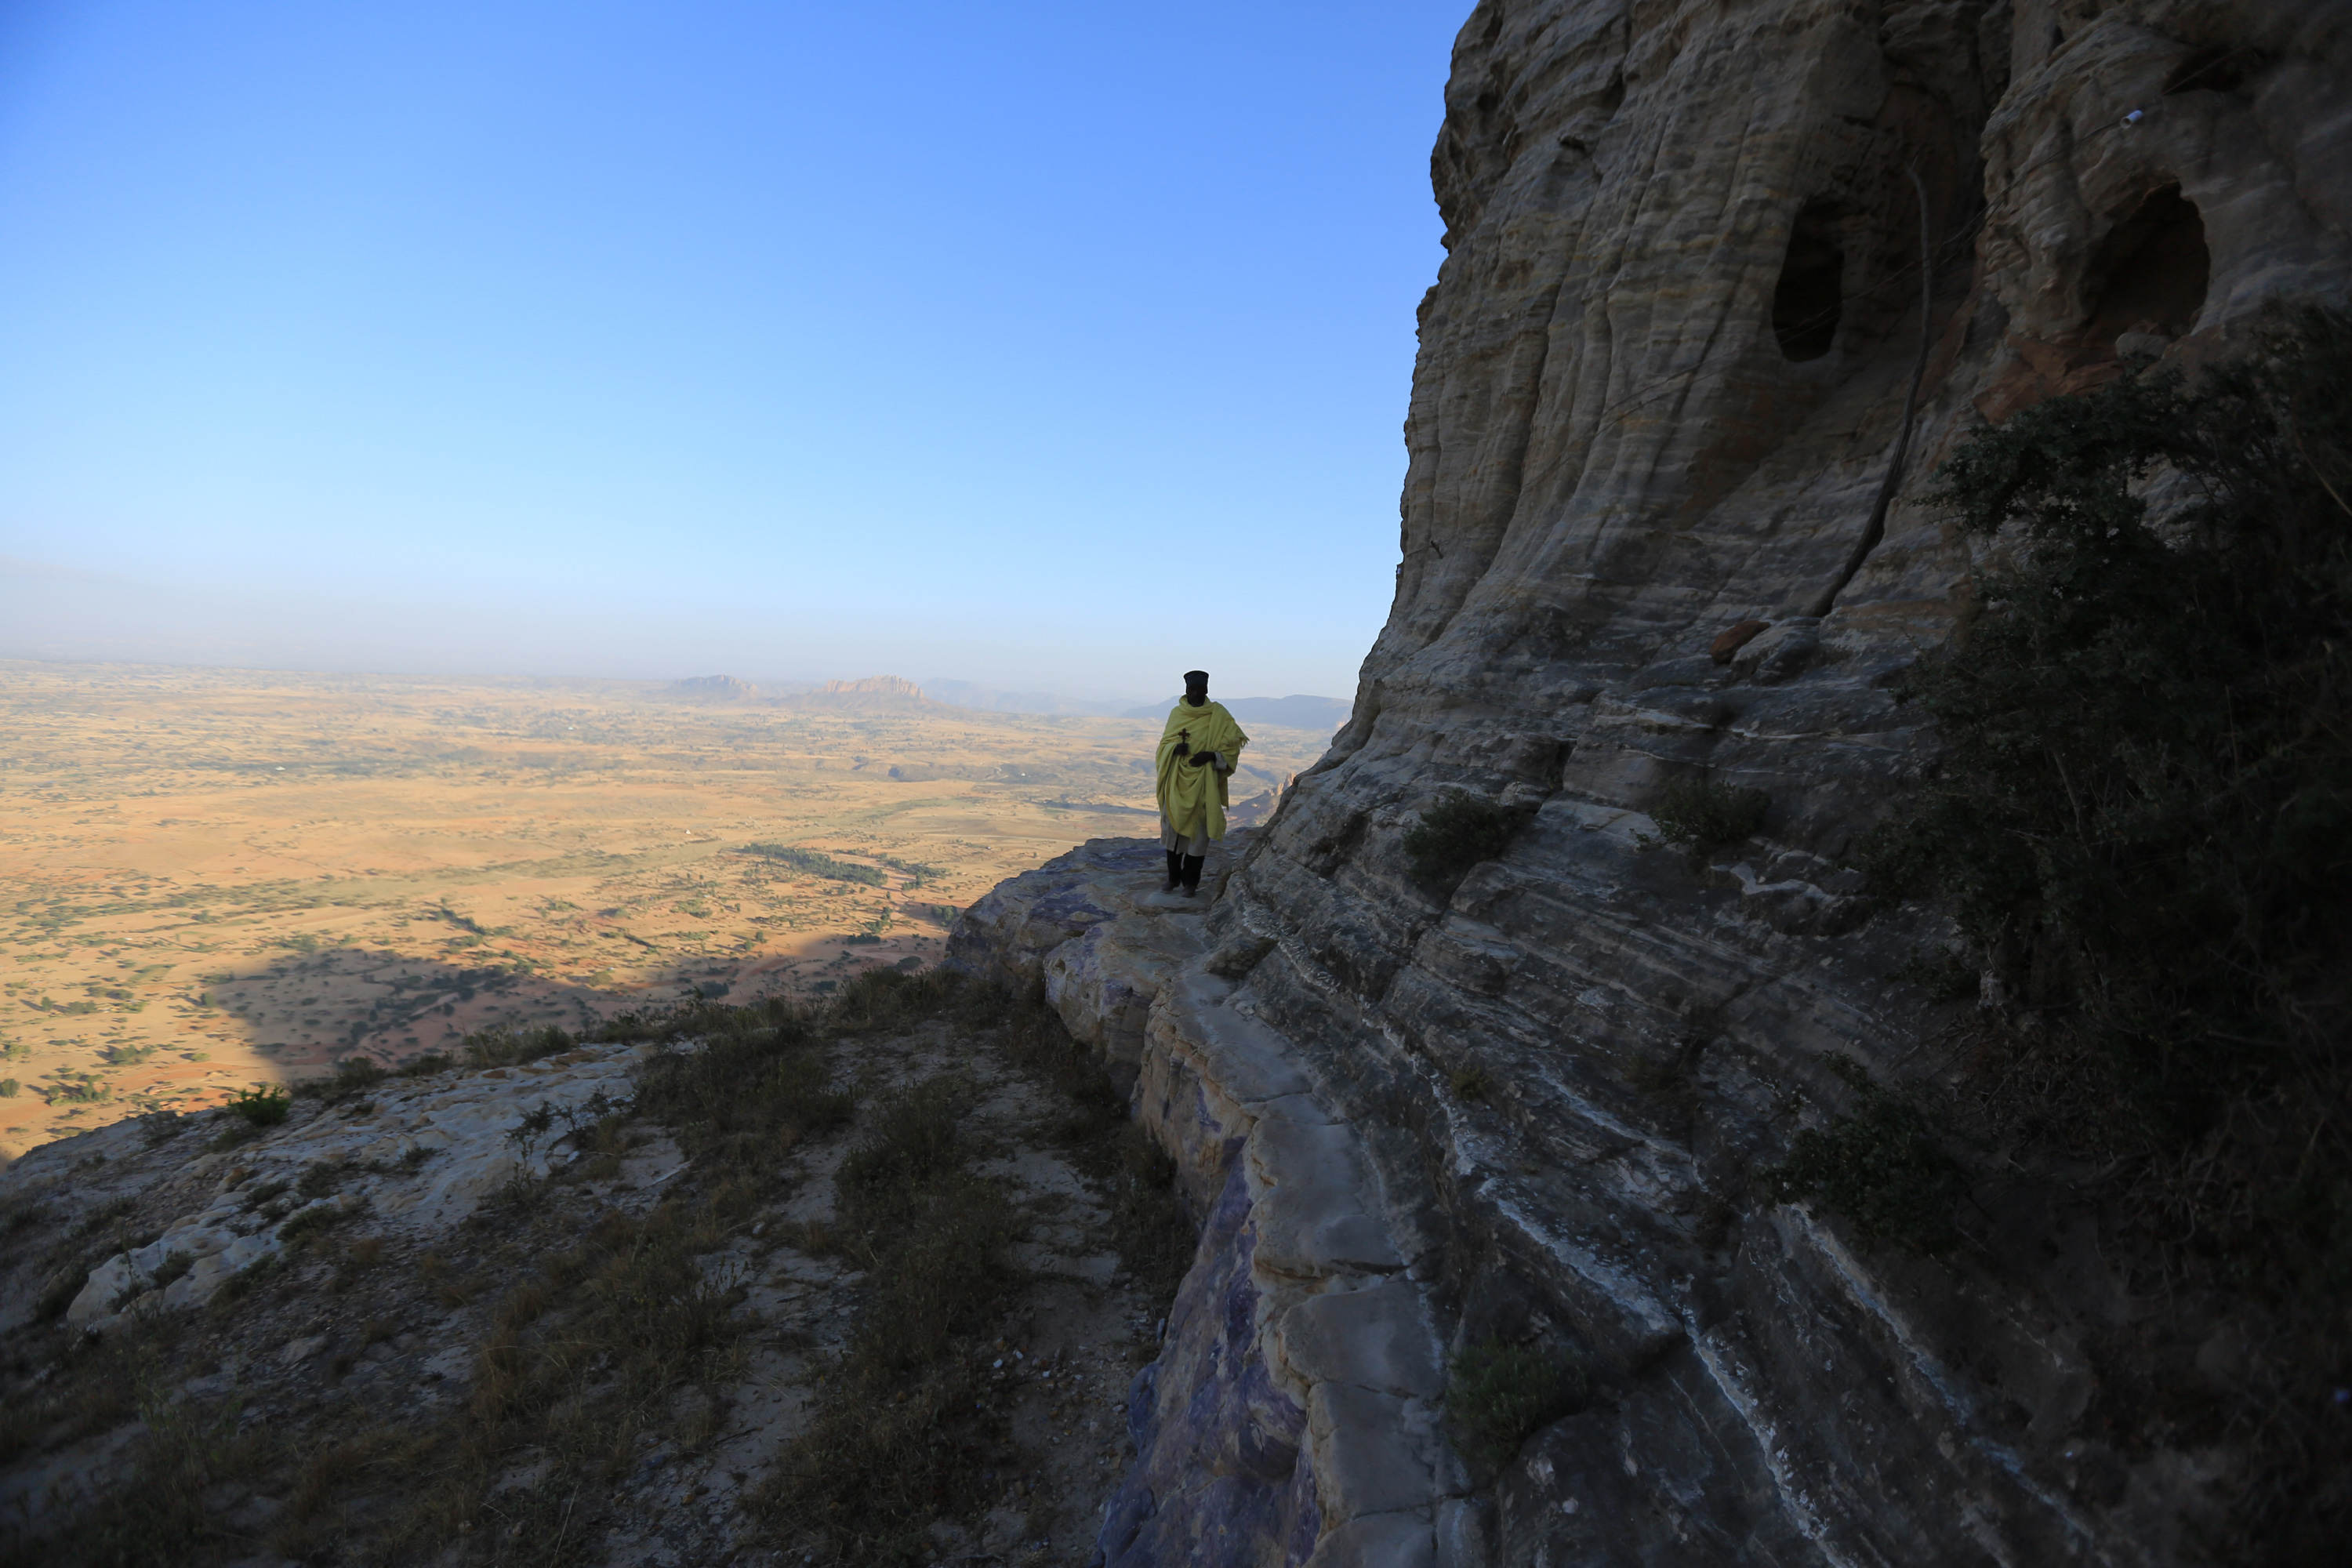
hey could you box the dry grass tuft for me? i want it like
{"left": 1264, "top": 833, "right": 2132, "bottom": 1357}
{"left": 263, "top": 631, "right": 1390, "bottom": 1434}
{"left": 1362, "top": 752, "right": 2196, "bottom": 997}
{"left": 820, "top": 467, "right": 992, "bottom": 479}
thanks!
{"left": 756, "top": 1075, "right": 1022, "bottom": 1563}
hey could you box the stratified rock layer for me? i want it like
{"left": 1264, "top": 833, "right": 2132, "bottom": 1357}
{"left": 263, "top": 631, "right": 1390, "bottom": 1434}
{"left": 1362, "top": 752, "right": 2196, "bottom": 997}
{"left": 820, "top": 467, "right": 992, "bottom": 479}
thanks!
{"left": 956, "top": 3, "right": 2351, "bottom": 1565}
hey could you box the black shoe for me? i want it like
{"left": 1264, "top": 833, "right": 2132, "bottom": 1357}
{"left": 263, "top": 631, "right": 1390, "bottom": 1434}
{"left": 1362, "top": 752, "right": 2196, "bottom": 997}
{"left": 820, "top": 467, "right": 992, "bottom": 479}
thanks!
{"left": 1163, "top": 850, "right": 1183, "bottom": 891}
{"left": 1179, "top": 854, "right": 1204, "bottom": 895}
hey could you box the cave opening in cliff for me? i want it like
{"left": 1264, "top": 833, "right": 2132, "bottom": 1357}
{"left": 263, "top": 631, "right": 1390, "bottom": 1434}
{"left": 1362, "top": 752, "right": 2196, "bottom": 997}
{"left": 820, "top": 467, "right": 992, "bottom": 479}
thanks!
{"left": 2162, "top": 45, "right": 2268, "bottom": 96}
{"left": 2081, "top": 183, "right": 2210, "bottom": 339}
{"left": 1772, "top": 200, "right": 1845, "bottom": 361}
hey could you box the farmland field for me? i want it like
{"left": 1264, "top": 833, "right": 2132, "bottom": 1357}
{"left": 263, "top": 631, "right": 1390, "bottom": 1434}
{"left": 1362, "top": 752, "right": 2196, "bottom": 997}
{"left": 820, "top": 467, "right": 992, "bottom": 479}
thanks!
{"left": 0, "top": 660, "right": 1327, "bottom": 1159}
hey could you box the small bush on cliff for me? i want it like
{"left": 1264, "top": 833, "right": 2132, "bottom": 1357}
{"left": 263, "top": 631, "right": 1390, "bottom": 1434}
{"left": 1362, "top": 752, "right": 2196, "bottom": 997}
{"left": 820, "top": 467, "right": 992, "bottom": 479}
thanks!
{"left": 1860, "top": 305, "right": 2352, "bottom": 1083}
{"left": 1446, "top": 1339, "right": 1588, "bottom": 1466}
{"left": 224, "top": 1083, "right": 289, "bottom": 1127}
{"left": 1402, "top": 789, "right": 1533, "bottom": 894}
{"left": 1640, "top": 776, "right": 1769, "bottom": 866}
{"left": 1857, "top": 305, "right": 2352, "bottom": 1559}
{"left": 463, "top": 1022, "right": 574, "bottom": 1067}
{"left": 1761, "top": 1059, "right": 1968, "bottom": 1254}
{"left": 297, "top": 1055, "right": 386, "bottom": 1104}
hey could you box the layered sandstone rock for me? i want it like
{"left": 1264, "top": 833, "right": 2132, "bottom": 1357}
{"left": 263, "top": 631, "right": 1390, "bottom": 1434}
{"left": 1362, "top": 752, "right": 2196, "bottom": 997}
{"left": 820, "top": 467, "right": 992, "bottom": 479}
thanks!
{"left": 954, "top": 4, "right": 2351, "bottom": 1565}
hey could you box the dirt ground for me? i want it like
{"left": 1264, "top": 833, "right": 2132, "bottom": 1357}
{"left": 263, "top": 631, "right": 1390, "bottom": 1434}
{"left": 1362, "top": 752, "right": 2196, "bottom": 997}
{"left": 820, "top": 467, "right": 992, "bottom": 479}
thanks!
{"left": 0, "top": 661, "right": 1326, "bottom": 1160}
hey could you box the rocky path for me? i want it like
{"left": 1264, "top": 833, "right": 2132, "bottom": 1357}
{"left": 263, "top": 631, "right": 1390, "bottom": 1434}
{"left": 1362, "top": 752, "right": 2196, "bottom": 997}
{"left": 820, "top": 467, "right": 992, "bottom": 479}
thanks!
{"left": 0, "top": 976, "right": 1187, "bottom": 1566}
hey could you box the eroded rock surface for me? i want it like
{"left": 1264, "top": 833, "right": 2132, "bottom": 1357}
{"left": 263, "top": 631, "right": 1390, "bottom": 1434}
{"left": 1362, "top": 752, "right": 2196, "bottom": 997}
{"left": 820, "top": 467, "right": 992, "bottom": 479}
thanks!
{"left": 0, "top": 1018, "right": 1172, "bottom": 1565}
{"left": 949, "top": 5, "right": 2351, "bottom": 1565}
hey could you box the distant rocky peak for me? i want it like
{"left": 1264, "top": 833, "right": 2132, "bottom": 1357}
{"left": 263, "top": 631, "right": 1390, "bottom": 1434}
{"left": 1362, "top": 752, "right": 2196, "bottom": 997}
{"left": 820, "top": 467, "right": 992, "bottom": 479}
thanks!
{"left": 666, "top": 673, "right": 760, "bottom": 701}
{"left": 792, "top": 675, "right": 947, "bottom": 713}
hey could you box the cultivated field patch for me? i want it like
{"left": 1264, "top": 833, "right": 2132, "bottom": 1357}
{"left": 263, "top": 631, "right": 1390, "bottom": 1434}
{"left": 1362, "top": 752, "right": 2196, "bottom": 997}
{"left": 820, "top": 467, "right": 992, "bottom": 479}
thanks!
{"left": 0, "top": 663, "right": 1325, "bottom": 1158}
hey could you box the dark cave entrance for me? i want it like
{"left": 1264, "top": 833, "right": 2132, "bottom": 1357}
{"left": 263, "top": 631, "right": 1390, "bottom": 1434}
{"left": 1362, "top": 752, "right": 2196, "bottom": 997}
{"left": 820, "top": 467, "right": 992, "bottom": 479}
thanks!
{"left": 2082, "top": 183, "right": 2210, "bottom": 339}
{"left": 1772, "top": 200, "right": 1846, "bottom": 362}
{"left": 2163, "top": 46, "right": 2267, "bottom": 96}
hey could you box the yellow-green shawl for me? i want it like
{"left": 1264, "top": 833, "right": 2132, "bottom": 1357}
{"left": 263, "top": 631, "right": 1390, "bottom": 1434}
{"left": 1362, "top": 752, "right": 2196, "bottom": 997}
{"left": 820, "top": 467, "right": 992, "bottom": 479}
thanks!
{"left": 1155, "top": 699, "right": 1249, "bottom": 841}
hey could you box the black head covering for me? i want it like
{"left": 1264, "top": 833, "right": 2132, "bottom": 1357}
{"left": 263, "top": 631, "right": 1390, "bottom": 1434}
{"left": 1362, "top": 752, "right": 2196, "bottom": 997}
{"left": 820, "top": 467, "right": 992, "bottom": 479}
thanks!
{"left": 1182, "top": 670, "right": 1209, "bottom": 691}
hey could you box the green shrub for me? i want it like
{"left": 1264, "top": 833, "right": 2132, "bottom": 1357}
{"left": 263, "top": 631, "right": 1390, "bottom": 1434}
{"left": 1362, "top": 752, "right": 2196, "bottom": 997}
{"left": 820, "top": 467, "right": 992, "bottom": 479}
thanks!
{"left": 1402, "top": 789, "right": 1532, "bottom": 893}
{"left": 296, "top": 1162, "right": 344, "bottom": 1200}
{"left": 213, "top": 1250, "right": 283, "bottom": 1306}
{"left": 741, "top": 843, "right": 887, "bottom": 886}
{"left": 1860, "top": 307, "right": 2352, "bottom": 1129}
{"left": 224, "top": 1084, "right": 290, "bottom": 1127}
{"left": 1446, "top": 1339, "right": 1587, "bottom": 1465}
{"left": 837, "top": 1079, "right": 967, "bottom": 1209}
{"left": 299, "top": 1057, "right": 386, "bottom": 1103}
{"left": 1761, "top": 1062, "right": 1967, "bottom": 1254}
{"left": 631, "top": 1015, "right": 849, "bottom": 1165}
{"left": 278, "top": 1203, "right": 347, "bottom": 1248}
{"left": 0, "top": 1078, "right": 16, "bottom": 1098}
{"left": 240, "top": 1180, "right": 291, "bottom": 1212}
{"left": 462, "top": 1023, "right": 573, "bottom": 1068}
{"left": 1642, "top": 777, "right": 1769, "bottom": 865}
{"left": 829, "top": 966, "right": 963, "bottom": 1033}
{"left": 1857, "top": 306, "right": 2352, "bottom": 1555}
{"left": 49, "top": 1074, "right": 112, "bottom": 1105}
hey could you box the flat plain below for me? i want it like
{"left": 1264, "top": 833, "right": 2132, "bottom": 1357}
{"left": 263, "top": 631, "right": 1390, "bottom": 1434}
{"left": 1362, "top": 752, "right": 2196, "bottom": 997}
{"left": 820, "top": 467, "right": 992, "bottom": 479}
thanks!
{"left": 0, "top": 660, "right": 1327, "bottom": 1159}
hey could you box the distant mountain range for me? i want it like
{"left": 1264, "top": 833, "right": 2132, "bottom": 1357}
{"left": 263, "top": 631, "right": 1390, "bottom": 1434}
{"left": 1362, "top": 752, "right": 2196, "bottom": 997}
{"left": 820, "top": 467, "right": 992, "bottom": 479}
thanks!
{"left": 663, "top": 674, "right": 948, "bottom": 712}
{"left": 663, "top": 675, "right": 1350, "bottom": 731}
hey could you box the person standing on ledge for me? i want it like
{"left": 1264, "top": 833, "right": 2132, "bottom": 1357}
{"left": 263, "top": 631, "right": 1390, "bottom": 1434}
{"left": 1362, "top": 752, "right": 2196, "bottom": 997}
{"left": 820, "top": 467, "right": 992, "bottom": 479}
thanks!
{"left": 1156, "top": 670, "right": 1249, "bottom": 896}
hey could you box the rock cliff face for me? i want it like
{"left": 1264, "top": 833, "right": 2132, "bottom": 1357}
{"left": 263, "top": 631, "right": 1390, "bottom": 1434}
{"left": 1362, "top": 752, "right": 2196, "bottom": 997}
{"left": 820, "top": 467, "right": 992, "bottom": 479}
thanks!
{"left": 950, "top": 4, "right": 2352, "bottom": 1565}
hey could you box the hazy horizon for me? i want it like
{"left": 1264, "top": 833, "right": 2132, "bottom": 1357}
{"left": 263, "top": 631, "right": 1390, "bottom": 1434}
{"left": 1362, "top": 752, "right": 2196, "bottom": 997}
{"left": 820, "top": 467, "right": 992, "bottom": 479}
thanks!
{"left": 0, "top": 635, "right": 1349, "bottom": 717}
{"left": 0, "top": 2, "right": 1463, "bottom": 699}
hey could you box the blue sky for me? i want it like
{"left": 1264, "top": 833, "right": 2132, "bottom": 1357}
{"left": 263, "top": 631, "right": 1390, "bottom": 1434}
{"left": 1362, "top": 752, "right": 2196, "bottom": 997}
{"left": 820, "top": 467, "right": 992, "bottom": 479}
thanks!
{"left": 0, "top": 1, "right": 1463, "bottom": 701}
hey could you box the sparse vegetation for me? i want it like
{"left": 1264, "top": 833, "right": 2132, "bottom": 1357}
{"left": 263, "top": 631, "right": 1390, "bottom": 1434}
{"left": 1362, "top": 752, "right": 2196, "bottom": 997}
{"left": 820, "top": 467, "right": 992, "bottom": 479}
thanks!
{"left": 1450, "top": 1063, "right": 1494, "bottom": 1102}
{"left": 127, "top": 968, "right": 1194, "bottom": 1568}
{"left": 1446, "top": 1338, "right": 1588, "bottom": 1466}
{"left": 1401, "top": 789, "right": 1534, "bottom": 895}
{"left": 240, "top": 1178, "right": 292, "bottom": 1212}
{"left": 296, "top": 1160, "right": 344, "bottom": 1200}
{"left": 297, "top": 1056, "right": 386, "bottom": 1103}
{"left": 1761, "top": 1058, "right": 1968, "bottom": 1254}
{"left": 742, "top": 843, "right": 890, "bottom": 887}
{"left": 277, "top": 1203, "right": 350, "bottom": 1249}
{"left": 212, "top": 1249, "right": 285, "bottom": 1307}
{"left": 224, "top": 1083, "right": 290, "bottom": 1127}
{"left": 0, "top": 1323, "right": 261, "bottom": 1564}
{"left": 1853, "top": 306, "right": 2352, "bottom": 1558}
{"left": 461, "top": 1022, "right": 574, "bottom": 1068}
{"left": 1640, "top": 777, "right": 1769, "bottom": 866}
{"left": 758, "top": 1074, "right": 1018, "bottom": 1561}
{"left": 980, "top": 985, "right": 1196, "bottom": 1299}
